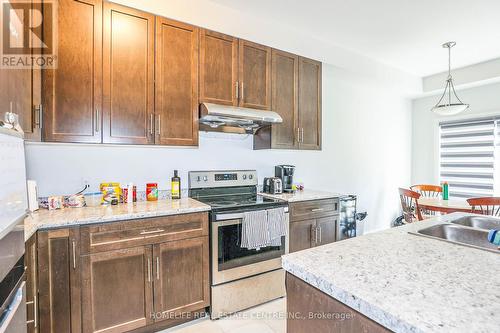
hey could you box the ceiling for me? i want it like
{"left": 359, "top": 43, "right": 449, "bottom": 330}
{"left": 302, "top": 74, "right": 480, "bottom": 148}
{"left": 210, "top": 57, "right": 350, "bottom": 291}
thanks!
{"left": 210, "top": 0, "right": 500, "bottom": 77}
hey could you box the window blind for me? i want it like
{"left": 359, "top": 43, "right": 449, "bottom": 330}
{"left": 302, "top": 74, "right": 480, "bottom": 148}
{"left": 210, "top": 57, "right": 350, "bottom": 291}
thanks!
{"left": 439, "top": 117, "right": 496, "bottom": 199}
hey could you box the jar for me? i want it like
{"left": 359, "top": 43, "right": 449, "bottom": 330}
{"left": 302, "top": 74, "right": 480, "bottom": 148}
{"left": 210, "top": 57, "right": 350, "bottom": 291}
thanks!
{"left": 146, "top": 183, "right": 158, "bottom": 201}
{"left": 84, "top": 192, "right": 102, "bottom": 207}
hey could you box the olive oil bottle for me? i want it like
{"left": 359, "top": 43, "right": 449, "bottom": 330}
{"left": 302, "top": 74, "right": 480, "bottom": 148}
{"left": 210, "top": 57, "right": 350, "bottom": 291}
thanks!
{"left": 171, "top": 170, "right": 181, "bottom": 199}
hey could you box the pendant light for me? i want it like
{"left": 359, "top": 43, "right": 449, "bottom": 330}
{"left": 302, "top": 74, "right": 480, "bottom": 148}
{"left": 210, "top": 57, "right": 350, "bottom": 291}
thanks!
{"left": 431, "top": 42, "right": 469, "bottom": 115}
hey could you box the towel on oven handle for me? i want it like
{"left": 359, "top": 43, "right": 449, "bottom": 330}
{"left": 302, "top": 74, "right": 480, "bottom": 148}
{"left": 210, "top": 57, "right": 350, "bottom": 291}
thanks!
{"left": 241, "top": 207, "right": 287, "bottom": 250}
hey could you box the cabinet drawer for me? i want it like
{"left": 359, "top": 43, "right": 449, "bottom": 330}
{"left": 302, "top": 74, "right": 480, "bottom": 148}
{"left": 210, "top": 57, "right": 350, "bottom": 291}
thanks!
{"left": 81, "top": 212, "right": 208, "bottom": 254}
{"left": 290, "top": 198, "right": 339, "bottom": 221}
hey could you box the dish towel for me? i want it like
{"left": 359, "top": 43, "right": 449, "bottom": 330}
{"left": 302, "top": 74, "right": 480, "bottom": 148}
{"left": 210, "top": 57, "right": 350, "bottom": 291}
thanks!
{"left": 241, "top": 208, "right": 288, "bottom": 250}
{"left": 241, "top": 210, "right": 270, "bottom": 250}
{"left": 267, "top": 207, "right": 288, "bottom": 246}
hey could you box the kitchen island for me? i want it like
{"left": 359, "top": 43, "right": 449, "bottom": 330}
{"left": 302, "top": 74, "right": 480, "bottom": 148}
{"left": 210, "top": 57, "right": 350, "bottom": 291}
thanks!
{"left": 282, "top": 213, "right": 500, "bottom": 333}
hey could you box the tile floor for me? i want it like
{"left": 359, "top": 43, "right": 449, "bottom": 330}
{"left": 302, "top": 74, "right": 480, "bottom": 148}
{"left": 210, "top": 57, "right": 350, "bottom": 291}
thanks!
{"left": 160, "top": 298, "right": 286, "bottom": 333}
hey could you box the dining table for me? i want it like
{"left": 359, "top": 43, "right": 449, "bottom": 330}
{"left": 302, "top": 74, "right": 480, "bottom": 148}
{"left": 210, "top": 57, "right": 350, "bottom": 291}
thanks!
{"left": 418, "top": 197, "right": 473, "bottom": 214}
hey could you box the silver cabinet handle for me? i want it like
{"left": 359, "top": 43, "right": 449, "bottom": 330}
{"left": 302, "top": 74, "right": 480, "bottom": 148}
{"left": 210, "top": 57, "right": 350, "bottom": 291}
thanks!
{"left": 235, "top": 81, "right": 239, "bottom": 100}
{"left": 140, "top": 228, "right": 165, "bottom": 235}
{"left": 95, "top": 108, "right": 100, "bottom": 132}
{"left": 241, "top": 82, "right": 244, "bottom": 101}
{"left": 157, "top": 114, "right": 161, "bottom": 135}
{"left": 301, "top": 128, "right": 304, "bottom": 143}
{"left": 34, "top": 295, "right": 37, "bottom": 327}
{"left": 72, "top": 241, "right": 76, "bottom": 269}
{"left": 147, "top": 258, "right": 151, "bottom": 282}
{"left": 156, "top": 257, "right": 160, "bottom": 280}
{"left": 318, "top": 226, "right": 322, "bottom": 244}
{"left": 297, "top": 128, "right": 301, "bottom": 143}
{"left": 33, "top": 104, "right": 42, "bottom": 129}
{"left": 310, "top": 225, "right": 316, "bottom": 244}
{"left": 149, "top": 114, "right": 154, "bottom": 135}
{"left": 311, "top": 208, "right": 324, "bottom": 212}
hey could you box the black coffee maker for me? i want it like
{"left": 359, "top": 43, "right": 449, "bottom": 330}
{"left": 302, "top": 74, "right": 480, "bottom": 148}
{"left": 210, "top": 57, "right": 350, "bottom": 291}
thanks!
{"left": 275, "top": 165, "right": 295, "bottom": 193}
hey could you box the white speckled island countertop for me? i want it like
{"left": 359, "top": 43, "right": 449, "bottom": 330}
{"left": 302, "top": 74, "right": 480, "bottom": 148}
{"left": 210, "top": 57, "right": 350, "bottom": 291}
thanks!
{"left": 24, "top": 198, "right": 211, "bottom": 241}
{"left": 259, "top": 189, "right": 343, "bottom": 202}
{"left": 282, "top": 213, "right": 500, "bottom": 333}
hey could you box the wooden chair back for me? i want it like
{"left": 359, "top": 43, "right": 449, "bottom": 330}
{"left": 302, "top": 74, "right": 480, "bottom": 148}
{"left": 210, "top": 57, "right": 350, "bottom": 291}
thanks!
{"left": 399, "top": 188, "right": 423, "bottom": 223}
{"left": 467, "top": 197, "right": 500, "bottom": 217}
{"left": 410, "top": 184, "right": 442, "bottom": 198}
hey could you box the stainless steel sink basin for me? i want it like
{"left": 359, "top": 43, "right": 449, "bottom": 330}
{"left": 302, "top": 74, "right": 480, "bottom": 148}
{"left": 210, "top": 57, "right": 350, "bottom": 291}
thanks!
{"left": 451, "top": 215, "right": 500, "bottom": 230}
{"left": 412, "top": 224, "right": 499, "bottom": 253}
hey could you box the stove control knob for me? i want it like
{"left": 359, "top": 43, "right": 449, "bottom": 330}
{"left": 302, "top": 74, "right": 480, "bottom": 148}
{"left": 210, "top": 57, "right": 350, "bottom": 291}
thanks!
{"left": 203, "top": 176, "right": 208, "bottom": 182}
{"left": 242, "top": 174, "right": 247, "bottom": 180}
{"left": 196, "top": 176, "right": 201, "bottom": 182}
{"left": 249, "top": 174, "right": 253, "bottom": 180}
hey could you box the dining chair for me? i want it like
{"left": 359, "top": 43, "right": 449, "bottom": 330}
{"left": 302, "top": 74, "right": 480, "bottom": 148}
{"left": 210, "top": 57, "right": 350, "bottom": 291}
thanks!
{"left": 410, "top": 185, "right": 442, "bottom": 198}
{"left": 398, "top": 188, "right": 423, "bottom": 223}
{"left": 410, "top": 184, "right": 443, "bottom": 217}
{"left": 466, "top": 197, "right": 500, "bottom": 217}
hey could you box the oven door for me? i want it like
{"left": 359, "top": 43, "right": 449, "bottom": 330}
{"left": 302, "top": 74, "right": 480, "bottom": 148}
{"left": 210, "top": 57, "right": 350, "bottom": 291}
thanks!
{"left": 211, "top": 208, "right": 289, "bottom": 285}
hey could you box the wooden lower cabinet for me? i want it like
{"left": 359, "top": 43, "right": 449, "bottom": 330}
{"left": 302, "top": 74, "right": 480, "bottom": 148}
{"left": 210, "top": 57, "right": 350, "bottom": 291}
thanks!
{"left": 81, "top": 246, "right": 154, "bottom": 333}
{"left": 286, "top": 273, "right": 391, "bottom": 333}
{"left": 153, "top": 237, "right": 210, "bottom": 320}
{"left": 37, "top": 228, "right": 81, "bottom": 333}
{"left": 289, "top": 199, "right": 339, "bottom": 253}
{"left": 289, "top": 219, "right": 316, "bottom": 253}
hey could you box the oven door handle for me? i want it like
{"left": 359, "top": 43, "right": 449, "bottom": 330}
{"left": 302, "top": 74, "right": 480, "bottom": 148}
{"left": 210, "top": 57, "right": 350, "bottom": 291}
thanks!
{"left": 0, "top": 282, "right": 24, "bottom": 333}
{"left": 215, "top": 207, "right": 289, "bottom": 221}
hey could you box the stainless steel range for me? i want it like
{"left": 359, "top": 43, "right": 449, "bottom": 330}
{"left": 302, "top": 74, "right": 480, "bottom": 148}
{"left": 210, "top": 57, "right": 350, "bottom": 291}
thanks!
{"left": 188, "top": 170, "right": 288, "bottom": 319}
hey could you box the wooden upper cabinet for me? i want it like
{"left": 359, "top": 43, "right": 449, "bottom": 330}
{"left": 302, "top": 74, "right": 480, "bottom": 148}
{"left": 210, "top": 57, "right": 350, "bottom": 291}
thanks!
{"left": 38, "top": 228, "right": 81, "bottom": 333}
{"left": 81, "top": 246, "right": 154, "bottom": 333}
{"left": 102, "top": 2, "right": 154, "bottom": 144}
{"left": 153, "top": 237, "right": 210, "bottom": 320}
{"left": 238, "top": 40, "right": 272, "bottom": 110}
{"left": 43, "top": 0, "right": 102, "bottom": 143}
{"left": 199, "top": 29, "right": 238, "bottom": 106}
{"left": 271, "top": 49, "right": 299, "bottom": 149}
{"left": 155, "top": 17, "right": 199, "bottom": 146}
{"left": 298, "top": 57, "right": 322, "bottom": 150}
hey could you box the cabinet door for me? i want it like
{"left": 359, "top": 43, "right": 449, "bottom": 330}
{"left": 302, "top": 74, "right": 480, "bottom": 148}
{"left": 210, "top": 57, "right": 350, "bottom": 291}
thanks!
{"left": 199, "top": 29, "right": 238, "bottom": 106}
{"left": 102, "top": 2, "right": 154, "bottom": 144}
{"left": 316, "top": 216, "right": 337, "bottom": 247}
{"left": 153, "top": 237, "right": 210, "bottom": 320}
{"left": 298, "top": 57, "right": 322, "bottom": 150}
{"left": 43, "top": 0, "right": 102, "bottom": 143}
{"left": 81, "top": 246, "right": 154, "bottom": 333}
{"left": 271, "top": 49, "right": 298, "bottom": 149}
{"left": 38, "top": 228, "right": 81, "bottom": 333}
{"left": 155, "top": 17, "right": 199, "bottom": 146}
{"left": 238, "top": 40, "right": 272, "bottom": 110}
{"left": 289, "top": 219, "right": 316, "bottom": 253}
{"left": 26, "top": 234, "right": 38, "bottom": 333}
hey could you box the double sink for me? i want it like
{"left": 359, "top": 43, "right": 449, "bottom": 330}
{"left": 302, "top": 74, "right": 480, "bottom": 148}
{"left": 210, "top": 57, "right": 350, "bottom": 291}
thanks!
{"left": 411, "top": 216, "right": 500, "bottom": 253}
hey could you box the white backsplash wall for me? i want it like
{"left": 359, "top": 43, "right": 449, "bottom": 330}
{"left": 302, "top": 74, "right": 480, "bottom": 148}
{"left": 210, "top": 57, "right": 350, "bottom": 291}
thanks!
{"left": 25, "top": 64, "right": 412, "bottom": 233}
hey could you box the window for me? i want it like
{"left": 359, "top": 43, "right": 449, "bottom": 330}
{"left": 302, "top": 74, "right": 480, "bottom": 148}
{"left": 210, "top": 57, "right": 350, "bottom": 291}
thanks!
{"left": 439, "top": 117, "right": 498, "bottom": 199}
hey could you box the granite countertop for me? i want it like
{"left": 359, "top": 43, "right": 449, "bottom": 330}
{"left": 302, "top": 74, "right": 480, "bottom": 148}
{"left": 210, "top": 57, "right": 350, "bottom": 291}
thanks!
{"left": 24, "top": 198, "right": 211, "bottom": 241}
{"left": 282, "top": 213, "right": 500, "bottom": 333}
{"left": 259, "top": 189, "right": 343, "bottom": 202}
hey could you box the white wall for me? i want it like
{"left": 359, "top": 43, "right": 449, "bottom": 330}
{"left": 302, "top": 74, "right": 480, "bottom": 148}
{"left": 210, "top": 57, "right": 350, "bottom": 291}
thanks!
{"left": 412, "top": 82, "right": 500, "bottom": 185}
{"left": 25, "top": 0, "right": 414, "bottom": 233}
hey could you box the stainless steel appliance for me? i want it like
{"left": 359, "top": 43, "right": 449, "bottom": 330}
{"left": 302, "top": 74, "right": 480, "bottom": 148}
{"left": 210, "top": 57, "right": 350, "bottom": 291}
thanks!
{"left": 263, "top": 177, "right": 282, "bottom": 194}
{"left": 188, "top": 170, "right": 288, "bottom": 319}
{"left": 199, "top": 103, "right": 283, "bottom": 134}
{"left": 0, "top": 124, "right": 28, "bottom": 333}
{"left": 275, "top": 165, "right": 295, "bottom": 193}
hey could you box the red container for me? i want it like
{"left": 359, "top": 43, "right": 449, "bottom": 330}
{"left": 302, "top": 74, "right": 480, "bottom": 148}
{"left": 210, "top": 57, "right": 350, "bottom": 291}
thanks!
{"left": 146, "top": 183, "right": 158, "bottom": 201}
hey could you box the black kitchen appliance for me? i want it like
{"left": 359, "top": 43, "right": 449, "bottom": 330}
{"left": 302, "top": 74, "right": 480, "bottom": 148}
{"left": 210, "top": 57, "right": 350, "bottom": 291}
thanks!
{"left": 188, "top": 170, "right": 288, "bottom": 319}
{"left": 274, "top": 165, "right": 295, "bottom": 193}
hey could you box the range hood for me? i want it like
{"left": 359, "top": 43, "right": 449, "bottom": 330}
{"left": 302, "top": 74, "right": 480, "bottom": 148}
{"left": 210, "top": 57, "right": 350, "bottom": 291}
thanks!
{"left": 199, "top": 103, "right": 282, "bottom": 134}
